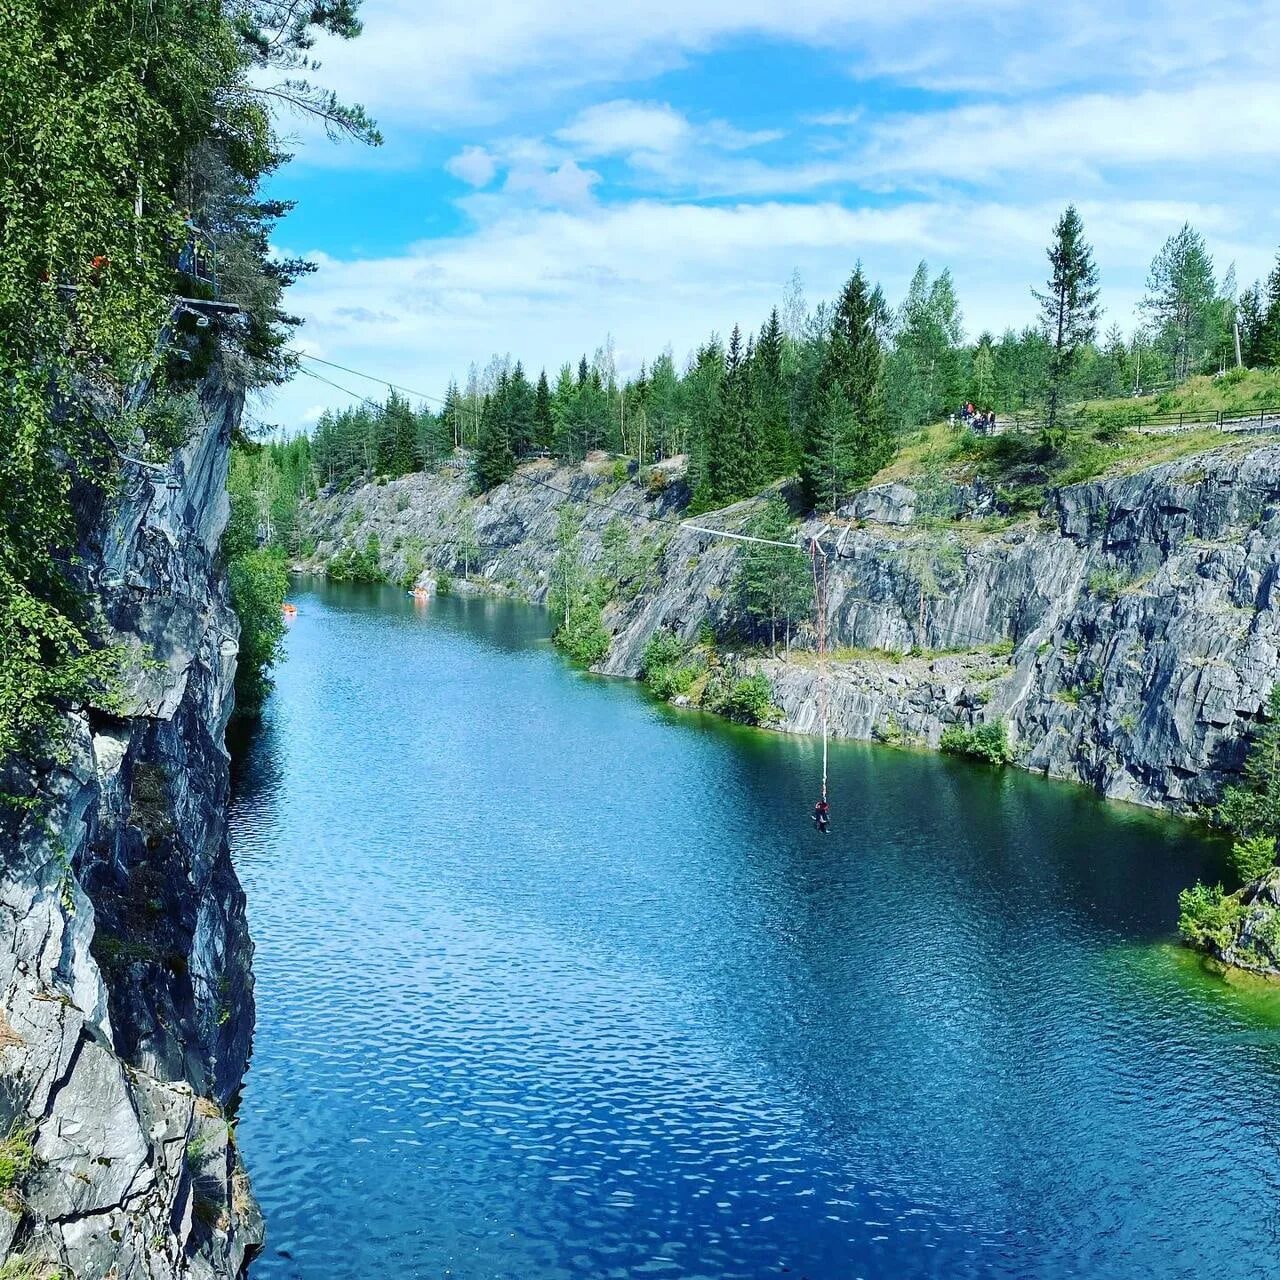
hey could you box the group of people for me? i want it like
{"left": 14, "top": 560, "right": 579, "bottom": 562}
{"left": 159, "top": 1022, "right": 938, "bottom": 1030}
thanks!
{"left": 951, "top": 402, "right": 997, "bottom": 433}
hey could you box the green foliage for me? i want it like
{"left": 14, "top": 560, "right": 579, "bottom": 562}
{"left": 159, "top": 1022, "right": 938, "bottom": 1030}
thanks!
{"left": 1177, "top": 882, "right": 1246, "bottom": 950}
{"left": 1214, "top": 686, "right": 1280, "bottom": 839}
{"left": 940, "top": 720, "right": 1013, "bottom": 766}
{"left": 1087, "top": 567, "right": 1129, "bottom": 601}
{"left": 434, "top": 569, "right": 454, "bottom": 595}
{"left": 801, "top": 265, "right": 891, "bottom": 512}
{"left": 328, "top": 534, "right": 384, "bottom": 584}
{"left": 0, "top": 1122, "right": 35, "bottom": 1195}
{"left": 0, "top": 0, "right": 374, "bottom": 774}
{"left": 549, "top": 506, "right": 610, "bottom": 666}
{"left": 702, "top": 670, "right": 777, "bottom": 726}
{"left": 228, "top": 549, "right": 288, "bottom": 714}
{"left": 732, "top": 498, "right": 812, "bottom": 651}
{"left": 1034, "top": 205, "right": 1101, "bottom": 432}
{"left": 399, "top": 547, "right": 426, "bottom": 591}
{"left": 885, "top": 261, "right": 965, "bottom": 432}
{"left": 1142, "top": 224, "right": 1221, "bottom": 381}
{"left": 1228, "top": 835, "right": 1277, "bottom": 884}
{"left": 640, "top": 632, "right": 701, "bottom": 701}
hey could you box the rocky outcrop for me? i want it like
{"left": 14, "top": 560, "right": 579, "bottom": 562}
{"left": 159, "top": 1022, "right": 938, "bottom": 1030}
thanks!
{"left": 0, "top": 363, "right": 261, "bottom": 1276}
{"left": 300, "top": 440, "right": 1280, "bottom": 816}
{"left": 1190, "top": 869, "right": 1280, "bottom": 978}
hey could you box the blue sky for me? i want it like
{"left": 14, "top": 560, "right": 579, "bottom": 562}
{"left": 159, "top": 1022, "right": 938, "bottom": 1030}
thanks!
{"left": 261, "top": 0, "right": 1280, "bottom": 428}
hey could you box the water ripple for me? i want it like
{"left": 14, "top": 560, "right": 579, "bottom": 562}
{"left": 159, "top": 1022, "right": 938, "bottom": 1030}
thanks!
{"left": 229, "top": 582, "right": 1280, "bottom": 1280}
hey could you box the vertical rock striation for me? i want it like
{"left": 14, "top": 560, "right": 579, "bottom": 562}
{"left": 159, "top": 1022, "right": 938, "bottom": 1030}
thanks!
{"left": 0, "top": 363, "right": 261, "bottom": 1276}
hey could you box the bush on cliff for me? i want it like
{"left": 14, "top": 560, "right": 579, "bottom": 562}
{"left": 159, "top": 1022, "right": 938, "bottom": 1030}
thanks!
{"left": 641, "top": 633, "right": 702, "bottom": 702}
{"left": 1178, "top": 882, "right": 1246, "bottom": 951}
{"left": 703, "top": 669, "right": 777, "bottom": 726}
{"left": 328, "top": 535, "right": 385, "bottom": 584}
{"left": 1228, "top": 835, "right": 1277, "bottom": 884}
{"left": 940, "top": 720, "right": 1013, "bottom": 766}
{"left": 1214, "top": 686, "right": 1280, "bottom": 842}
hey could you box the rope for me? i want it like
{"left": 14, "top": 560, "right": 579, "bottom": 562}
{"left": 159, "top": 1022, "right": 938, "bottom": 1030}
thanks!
{"left": 810, "top": 536, "right": 830, "bottom": 802}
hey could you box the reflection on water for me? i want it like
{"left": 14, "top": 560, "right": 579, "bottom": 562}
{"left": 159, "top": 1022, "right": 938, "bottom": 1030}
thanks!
{"left": 230, "top": 580, "right": 1279, "bottom": 1280}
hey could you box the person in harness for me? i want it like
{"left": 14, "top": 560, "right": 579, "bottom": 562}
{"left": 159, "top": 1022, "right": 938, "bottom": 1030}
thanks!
{"left": 813, "top": 797, "right": 830, "bottom": 833}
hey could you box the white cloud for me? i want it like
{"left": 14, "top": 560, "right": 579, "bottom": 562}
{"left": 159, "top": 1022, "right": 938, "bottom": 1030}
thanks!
{"left": 445, "top": 145, "right": 497, "bottom": 187}
{"left": 859, "top": 80, "right": 1280, "bottom": 182}
{"left": 503, "top": 159, "right": 601, "bottom": 208}
{"left": 558, "top": 100, "right": 691, "bottom": 156}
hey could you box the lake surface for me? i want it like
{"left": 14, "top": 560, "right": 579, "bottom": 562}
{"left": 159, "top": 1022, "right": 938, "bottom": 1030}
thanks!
{"left": 229, "top": 579, "right": 1280, "bottom": 1280}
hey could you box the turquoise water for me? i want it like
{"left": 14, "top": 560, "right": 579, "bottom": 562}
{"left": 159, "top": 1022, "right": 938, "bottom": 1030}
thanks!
{"left": 229, "top": 580, "right": 1280, "bottom": 1279}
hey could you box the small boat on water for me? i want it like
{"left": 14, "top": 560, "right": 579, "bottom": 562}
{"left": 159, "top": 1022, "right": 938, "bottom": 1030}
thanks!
{"left": 409, "top": 587, "right": 431, "bottom": 601}
{"left": 282, "top": 603, "right": 298, "bottom": 618}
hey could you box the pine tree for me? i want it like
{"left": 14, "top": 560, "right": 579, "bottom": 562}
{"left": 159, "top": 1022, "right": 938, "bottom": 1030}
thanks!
{"left": 1142, "top": 223, "right": 1217, "bottom": 382}
{"left": 1033, "top": 205, "right": 1100, "bottom": 435}
{"left": 534, "top": 369, "right": 554, "bottom": 449}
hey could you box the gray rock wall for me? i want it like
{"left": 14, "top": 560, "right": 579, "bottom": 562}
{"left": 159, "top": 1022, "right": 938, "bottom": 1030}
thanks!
{"left": 301, "top": 442, "right": 1280, "bottom": 815}
{"left": 0, "top": 365, "right": 261, "bottom": 1276}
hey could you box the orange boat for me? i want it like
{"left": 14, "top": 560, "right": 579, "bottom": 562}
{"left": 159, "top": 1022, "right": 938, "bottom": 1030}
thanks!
{"left": 282, "top": 603, "right": 298, "bottom": 618}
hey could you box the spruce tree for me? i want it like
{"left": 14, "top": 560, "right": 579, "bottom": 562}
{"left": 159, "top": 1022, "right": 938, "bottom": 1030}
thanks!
{"left": 800, "top": 265, "right": 888, "bottom": 512}
{"left": 534, "top": 369, "right": 554, "bottom": 449}
{"left": 1033, "top": 205, "right": 1100, "bottom": 435}
{"left": 551, "top": 364, "right": 581, "bottom": 461}
{"left": 701, "top": 325, "right": 753, "bottom": 508}
{"left": 1261, "top": 253, "right": 1280, "bottom": 368}
{"left": 471, "top": 389, "right": 514, "bottom": 492}
{"left": 970, "top": 337, "right": 996, "bottom": 408}
{"left": 506, "top": 361, "right": 536, "bottom": 458}
{"left": 752, "top": 307, "right": 792, "bottom": 478}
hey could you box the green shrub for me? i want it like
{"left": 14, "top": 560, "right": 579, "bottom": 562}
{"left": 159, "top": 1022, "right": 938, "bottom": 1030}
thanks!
{"left": 0, "top": 1123, "right": 35, "bottom": 1196}
{"left": 703, "top": 670, "right": 776, "bottom": 726}
{"left": 228, "top": 548, "right": 288, "bottom": 714}
{"left": 1178, "top": 882, "right": 1246, "bottom": 949}
{"left": 940, "top": 719, "right": 1013, "bottom": 765}
{"left": 642, "top": 631, "right": 686, "bottom": 675}
{"left": 435, "top": 569, "right": 454, "bottom": 595}
{"left": 1228, "top": 835, "right": 1277, "bottom": 883}
{"left": 399, "top": 548, "right": 426, "bottom": 591}
{"left": 328, "top": 534, "right": 384, "bottom": 583}
{"left": 640, "top": 632, "right": 701, "bottom": 701}
{"left": 1088, "top": 567, "right": 1129, "bottom": 601}
{"left": 555, "top": 611, "right": 610, "bottom": 666}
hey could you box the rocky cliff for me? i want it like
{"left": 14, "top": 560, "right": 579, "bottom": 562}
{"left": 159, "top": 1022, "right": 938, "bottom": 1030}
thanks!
{"left": 0, "top": 364, "right": 261, "bottom": 1276}
{"left": 299, "top": 437, "right": 1280, "bottom": 816}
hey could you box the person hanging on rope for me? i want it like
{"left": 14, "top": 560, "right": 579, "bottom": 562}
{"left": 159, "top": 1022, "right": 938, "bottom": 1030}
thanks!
{"left": 813, "top": 796, "right": 830, "bottom": 833}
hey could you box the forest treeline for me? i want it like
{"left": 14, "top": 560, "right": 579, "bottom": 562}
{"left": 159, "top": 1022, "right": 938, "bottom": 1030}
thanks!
{"left": 306, "top": 213, "right": 1280, "bottom": 514}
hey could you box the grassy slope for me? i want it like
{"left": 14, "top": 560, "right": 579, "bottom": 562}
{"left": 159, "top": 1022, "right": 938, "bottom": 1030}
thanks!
{"left": 874, "top": 368, "right": 1280, "bottom": 500}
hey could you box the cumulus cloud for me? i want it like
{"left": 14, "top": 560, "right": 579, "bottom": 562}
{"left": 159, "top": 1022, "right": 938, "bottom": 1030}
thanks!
{"left": 445, "top": 145, "right": 498, "bottom": 187}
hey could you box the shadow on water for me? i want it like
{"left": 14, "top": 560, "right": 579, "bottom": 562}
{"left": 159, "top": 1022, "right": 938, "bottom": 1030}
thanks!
{"left": 229, "top": 578, "right": 1280, "bottom": 1280}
